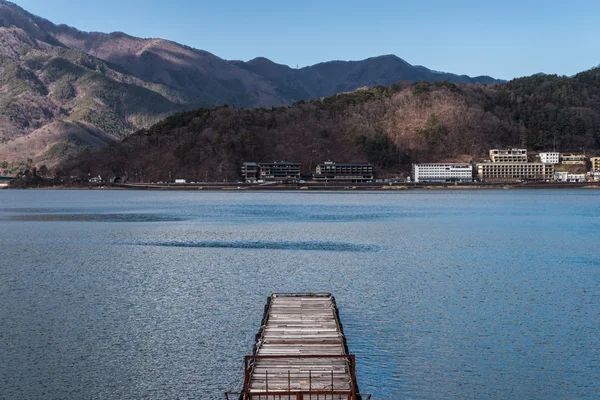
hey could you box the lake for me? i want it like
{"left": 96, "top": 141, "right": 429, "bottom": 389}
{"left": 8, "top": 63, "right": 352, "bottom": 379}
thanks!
{"left": 0, "top": 189, "right": 598, "bottom": 399}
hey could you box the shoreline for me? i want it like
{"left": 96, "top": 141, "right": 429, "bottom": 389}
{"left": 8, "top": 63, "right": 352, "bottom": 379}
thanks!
{"left": 8, "top": 182, "right": 600, "bottom": 191}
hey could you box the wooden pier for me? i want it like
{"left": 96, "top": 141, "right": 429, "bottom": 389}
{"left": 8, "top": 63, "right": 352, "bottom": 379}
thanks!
{"left": 226, "top": 293, "right": 368, "bottom": 400}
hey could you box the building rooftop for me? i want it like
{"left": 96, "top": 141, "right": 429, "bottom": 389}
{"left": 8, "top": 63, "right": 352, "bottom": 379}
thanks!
{"left": 259, "top": 161, "right": 301, "bottom": 165}
{"left": 317, "top": 162, "right": 372, "bottom": 167}
{"left": 413, "top": 163, "right": 472, "bottom": 166}
{"left": 478, "top": 162, "right": 550, "bottom": 166}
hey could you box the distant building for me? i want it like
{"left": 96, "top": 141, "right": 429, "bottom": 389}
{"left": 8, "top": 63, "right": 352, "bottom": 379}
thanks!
{"left": 241, "top": 162, "right": 259, "bottom": 182}
{"left": 412, "top": 163, "right": 473, "bottom": 183}
{"left": 592, "top": 172, "right": 600, "bottom": 182}
{"left": 560, "top": 153, "right": 586, "bottom": 165}
{"left": 591, "top": 157, "right": 600, "bottom": 172}
{"left": 489, "top": 149, "right": 528, "bottom": 163}
{"left": 313, "top": 161, "right": 373, "bottom": 182}
{"left": 477, "top": 162, "right": 554, "bottom": 182}
{"left": 554, "top": 172, "right": 586, "bottom": 182}
{"left": 259, "top": 161, "right": 301, "bottom": 182}
{"left": 539, "top": 152, "right": 560, "bottom": 164}
{"left": 175, "top": 179, "right": 187, "bottom": 184}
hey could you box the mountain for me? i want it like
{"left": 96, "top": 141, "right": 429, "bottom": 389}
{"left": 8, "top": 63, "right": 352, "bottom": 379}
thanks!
{"left": 231, "top": 55, "right": 500, "bottom": 101}
{"left": 0, "top": 0, "right": 192, "bottom": 168}
{"left": 56, "top": 70, "right": 600, "bottom": 183}
{"left": 0, "top": 0, "right": 503, "bottom": 170}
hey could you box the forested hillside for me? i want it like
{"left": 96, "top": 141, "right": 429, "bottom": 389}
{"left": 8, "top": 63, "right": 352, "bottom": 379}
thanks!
{"left": 498, "top": 69, "right": 600, "bottom": 150}
{"left": 58, "top": 70, "right": 600, "bottom": 182}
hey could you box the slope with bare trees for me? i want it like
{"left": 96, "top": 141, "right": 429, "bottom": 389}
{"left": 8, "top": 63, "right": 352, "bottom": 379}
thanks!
{"left": 58, "top": 71, "right": 600, "bottom": 182}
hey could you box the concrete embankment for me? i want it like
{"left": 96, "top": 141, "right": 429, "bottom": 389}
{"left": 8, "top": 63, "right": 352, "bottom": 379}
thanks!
{"left": 6, "top": 180, "right": 600, "bottom": 190}
{"left": 115, "top": 182, "right": 600, "bottom": 191}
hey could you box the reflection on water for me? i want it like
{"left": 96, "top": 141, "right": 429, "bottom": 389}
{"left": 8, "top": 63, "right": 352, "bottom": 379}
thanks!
{"left": 129, "top": 240, "right": 379, "bottom": 252}
{"left": 2, "top": 207, "right": 89, "bottom": 213}
{"left": 4, "top": 213, "right": 185, "bottom": 222}
{"left": 0, "top": 190, "right": 599, "bottom": 400}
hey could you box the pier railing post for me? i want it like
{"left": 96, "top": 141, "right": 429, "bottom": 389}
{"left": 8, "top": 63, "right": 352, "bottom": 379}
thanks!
{"left": 350, "top": 355, "right": 357, "bottom": 400}
{"left": 332, "top": 369, "right": 334, "bottom": 399}
{"left": 243, "top": 356, "right": 250, "bottom": 400}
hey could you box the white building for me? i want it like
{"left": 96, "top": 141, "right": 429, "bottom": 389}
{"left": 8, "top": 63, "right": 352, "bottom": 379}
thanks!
{"left": 539, "top": 152, "right": 560, "bottom": 164}
{"left": 412, "top": 163, "right": 473, "bottom": 183}
{"left": 489, "top": 149, "right": 528, "bottom": 163}
{"left": 554, "top": 172, "right": 586, "bottom": 182}
{"left": 175, "top": 179, "right": 187, "bottom": 184}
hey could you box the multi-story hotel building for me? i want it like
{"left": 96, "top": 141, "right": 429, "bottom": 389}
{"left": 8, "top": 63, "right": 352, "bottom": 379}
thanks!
{"left": 489, "top": 149, "right": 528, "bottom": 163}
{"left": 241, "top": 161, "right": 302, "bottom": 182}
{"left": 241, "top": 162, "right": 259, "bottom": 182}
{"left": 258, "top": 161, "right": 301, "bottom": 182}
{"left": 477, "top": 162, "right": 554, "bottom": 182}
{"left": 560, "top": 153, "right": 587, "bottom": 165}
{"left": 313, "top": 161, "right": 373, "bottom": 182}
{"left": 538, "top": 152, "right": 560, "bottom": 164}
{"left": 591, "top": 157, "right": 600, "bottom": 172}
{"left": 412, "top": 163, "right": 474, "bottom": 183}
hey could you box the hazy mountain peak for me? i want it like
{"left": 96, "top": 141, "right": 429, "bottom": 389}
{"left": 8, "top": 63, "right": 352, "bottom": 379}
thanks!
{"left": 0, "top": 1, "right": 61, "bottom": 46}
{"left": 247, "top": 56, "right": 276, "bottom": 64}
{"left": 371, "top": 54, "right": 409, "bottom": 63}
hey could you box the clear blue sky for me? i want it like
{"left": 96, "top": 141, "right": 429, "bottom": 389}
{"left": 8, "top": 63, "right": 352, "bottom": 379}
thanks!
{"left": 12, "top": 0, "right": 600, "bottom": 80}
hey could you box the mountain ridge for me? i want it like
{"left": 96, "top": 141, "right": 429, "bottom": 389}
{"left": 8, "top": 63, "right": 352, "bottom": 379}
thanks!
{"left": 0, "top": 0, "right": 504, "bottom": 169}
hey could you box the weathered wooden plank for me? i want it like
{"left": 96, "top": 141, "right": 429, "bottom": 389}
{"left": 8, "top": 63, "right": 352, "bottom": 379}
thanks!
{"left": 246, "top": 293, "right": 356, "bottom": 397}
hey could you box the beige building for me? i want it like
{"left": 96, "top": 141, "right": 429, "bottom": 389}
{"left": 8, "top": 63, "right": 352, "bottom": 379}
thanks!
{"left": 560, "top": 154, "right": 586, "bottom": 165}
{"left": 477, "top": 162, "right": 554, "bottom": 182}
{"left": 591, "top": 157, "right": 600, "bottom": 172}
{"left": 489, "top": 149, "right": 528, "bottom": 163}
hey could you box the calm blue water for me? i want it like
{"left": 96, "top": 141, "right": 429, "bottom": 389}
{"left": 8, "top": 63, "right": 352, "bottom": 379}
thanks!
{"left": 0, "top": 190, "right": 599, "bottom": 399}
